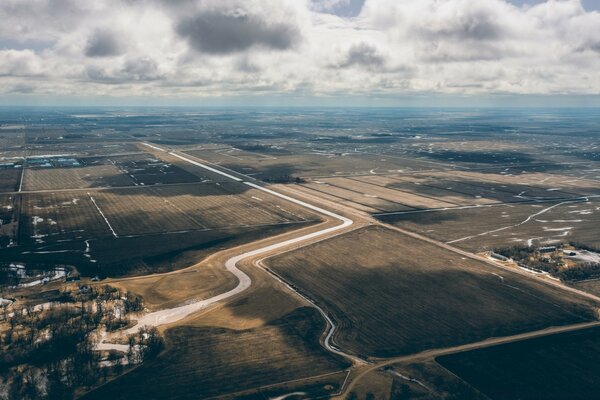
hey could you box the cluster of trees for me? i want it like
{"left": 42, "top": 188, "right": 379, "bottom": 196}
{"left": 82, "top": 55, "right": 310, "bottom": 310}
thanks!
{"left": 126, "top": 326, "right": 165, "bottom": 365}
{"left": 568, "top": 242, "right": 600, "bottom": 253}
{"left": 264, "top": 175, "right": 306, "bottom": 184}
{"left": 493, "top": 245, "right": 562, "bottom": 273}
{"left": 494, "top": 244, "right": 600, "bottom": 282}
{"left": 555, "top": 262, "right": 600, "bottom": 282}
{"left": 1, "top": 304, "right": 101, "bottom": 399}
{"left": 0, "top": 285, "right": 157, "bottom": 399}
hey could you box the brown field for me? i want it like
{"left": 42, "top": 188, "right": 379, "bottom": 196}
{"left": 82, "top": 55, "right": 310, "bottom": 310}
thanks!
{"left": 109, "top": 153, "right": 203, "bottom": 186}
{"left": 437, "top": 326, "right": 600, "bottom": 400}
{"left": 82, "top": 307, "right": 350, "bottom": 400}
{"left": 318, "top": 177, "right": 457, "bottom": 209}
{"left": 379, "top": 197, "right": 600, "bottom": 251}
{"left": 19, "top": 183, "right": 318, "bottom": 243}
{"left": 20, "top": 192, "right": 113, "bottom": 244}
{"left": 184, "top": 148, "right": 439, "bottom": 181}
{"left": 22, "top": 164, "right": 133, "bottom": 191}
{"left": 91, "top": 182, "right": 317, "bottom": 236}
{"left": 267, "top": 226, "right": 596, "bottom": 358}
{"left": 0, "top": 168, "right": 21, "bottom": 192}
{"left": 301, "top": 181, "right": 414, "bottom": 213}
{"left": 296, "top": 168, "right": 594, "bottom": 216}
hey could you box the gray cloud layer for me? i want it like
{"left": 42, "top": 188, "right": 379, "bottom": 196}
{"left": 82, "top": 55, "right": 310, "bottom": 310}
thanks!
{"left": 176, "top": 10, "right": 299, "bottom": 54}
{"left": 0, "top": 0, "right": 598, "bottom": 98}
{"left": 85, "top": 30, "right": 123, "bottom": 57}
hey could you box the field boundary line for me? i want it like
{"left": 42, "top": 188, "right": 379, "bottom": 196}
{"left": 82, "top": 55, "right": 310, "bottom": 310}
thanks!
{"left": 17, "top": 159, "right": 25, "bottom": 192}
{"left": 87, "top": 192, "right": 118, "bottom": 238}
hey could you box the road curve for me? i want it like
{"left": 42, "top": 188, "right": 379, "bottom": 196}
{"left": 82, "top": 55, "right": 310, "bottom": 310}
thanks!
{"left": 120, "top": 146, "right": 353, "bottom": 341}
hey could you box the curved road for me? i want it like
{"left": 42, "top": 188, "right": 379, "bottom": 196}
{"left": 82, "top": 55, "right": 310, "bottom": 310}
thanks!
{"left": 96, "top": 145, "right": 357, "bottom": 365}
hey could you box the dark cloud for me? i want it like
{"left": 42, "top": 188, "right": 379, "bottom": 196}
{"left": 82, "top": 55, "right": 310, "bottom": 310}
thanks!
{"left": 85, "top": 30, "right": 123, "bottom": 57}
{"left": 85, "top": 57, "right": 162, "bottom": 84}
{"left": 176, "top": 10, "right": 299, "bottom": 54}
{"left": 338, "top": 42, "right": 385, "bottom": 69}
{"left": 419, "top": 9, "right": 504, "bottom": 41}
{"left": 122, "top": 57, "right": 161, "bottom": 80}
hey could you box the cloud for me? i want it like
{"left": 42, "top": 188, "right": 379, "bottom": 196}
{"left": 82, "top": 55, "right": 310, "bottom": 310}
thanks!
{"left": 176, "top": 7, "right": 300, "bottom": 54}
{"left": 337, "top": 42, "right": 385, "bottom": 69}
{"left": 0, "top": 0, "right": 598, "bottom": 99}
{"left": 85, "top": 29, "right": 123, "bottom": 57}
{"left": 310, "top": 0, "right": 365, "bottom": 17}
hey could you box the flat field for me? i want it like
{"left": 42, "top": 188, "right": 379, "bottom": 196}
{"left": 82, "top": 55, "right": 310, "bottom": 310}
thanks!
{"left": 0, "top": 168, "right": 21, "bottom": 192}
{"left": 20, "top": 182, "right": 317, "bottom": 241}
{"left": 83, "top": 307, "right": 350, "bottom": 400}
{"left": 379, "top": 197, "right": 600, "bottom": 251}
{"left": 437, "top": 326, "right": 600, "bottom": 400}
{"left": 22, "top": 163, "right": 133, "bottom": 191}
{"left": 268, "top": 226, "right": 596, "bottom": 358}
{"left": 109, "top": 153, "right": 203, "bottom": 186}
{"left": 184, "top": 148, "right": 437, "bottom": 181}
{"left": 91, "top": 182, "right": 316, "bottom": 236}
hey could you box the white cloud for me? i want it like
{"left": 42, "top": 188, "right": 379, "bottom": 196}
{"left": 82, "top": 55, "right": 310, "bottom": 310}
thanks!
{"left": 0, "top": 0, "right": 598, "bottom": 99}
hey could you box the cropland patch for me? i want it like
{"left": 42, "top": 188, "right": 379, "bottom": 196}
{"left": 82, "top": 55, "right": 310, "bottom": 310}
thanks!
{"left": 379, "top": 197, "right": 600, "bottom": 251}
{"left": 268, "top": 226, "right": 596, "bottom": 358}
{"left": 22, "top": 159, "right": 133, "bottom": 191}
{"left": 437, "top": 326, "right": 600, "bottom": 400}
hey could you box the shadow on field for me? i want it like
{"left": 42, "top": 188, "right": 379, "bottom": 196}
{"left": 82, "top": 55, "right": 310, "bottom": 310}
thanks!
{"left": 81, "top": 307, "right": 350, "bottom": 400}
{"left": 267, "top": 226, "right": 597, "bottom": 359}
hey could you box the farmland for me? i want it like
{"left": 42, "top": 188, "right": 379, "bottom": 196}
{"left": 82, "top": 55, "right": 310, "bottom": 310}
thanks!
{"left": 1, "top": 107, "right": 600, "bottom": 399}
{"left": 82, "top": 307, "right": 350, "bottom": 400}
{"left": 268, "top": 225, "right": 596, "bottom": 358}
{"left": 437, "top": 326, "right": 600, "bottom": 400}
{"left": 379, "top": 197, "right": 600, "bottom": 251}
{"left": 9, "top": 181, "right": 319, "bottom": 276}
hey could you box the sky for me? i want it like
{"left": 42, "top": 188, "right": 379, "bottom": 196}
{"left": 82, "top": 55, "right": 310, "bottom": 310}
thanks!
{"left": 1, "top": 0, "right": 599, "bottom": 107}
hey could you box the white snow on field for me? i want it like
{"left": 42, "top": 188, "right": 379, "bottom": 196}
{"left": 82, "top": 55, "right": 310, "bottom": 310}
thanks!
{"left": 566, "top": 250, "right": 600, "bottom": 264}
{"left": 543, "top": 227, "right": 573, "bottom": 232}
{"left": 0, "top": 298, "right": 13, "bottom": 306}
{"left": 18, "top": 268, "right": 66, "bottom": 288}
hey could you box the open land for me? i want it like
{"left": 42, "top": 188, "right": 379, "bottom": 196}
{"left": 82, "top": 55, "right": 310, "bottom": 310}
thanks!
{"left": 267, "top": 225, "right": 597, "bottom": 358}
{"left": 437, "top": 325, "right": 600, "bottom": 400}
{"left": 1, "top": 107, "right": 600, "bottom": 400}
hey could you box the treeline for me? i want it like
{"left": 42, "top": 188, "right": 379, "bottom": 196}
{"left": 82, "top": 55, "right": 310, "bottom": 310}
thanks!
{"left": 555, "top": 263, "right": 600, "bottom": 282}
{"left": 494, "top": 244, "right": 600, "bottom": 282}
{"left": 264, "top": 175, "right": 306, "bottom": 184}
{"left": 568, "top": 242, "right": 600, "bottom": 253}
